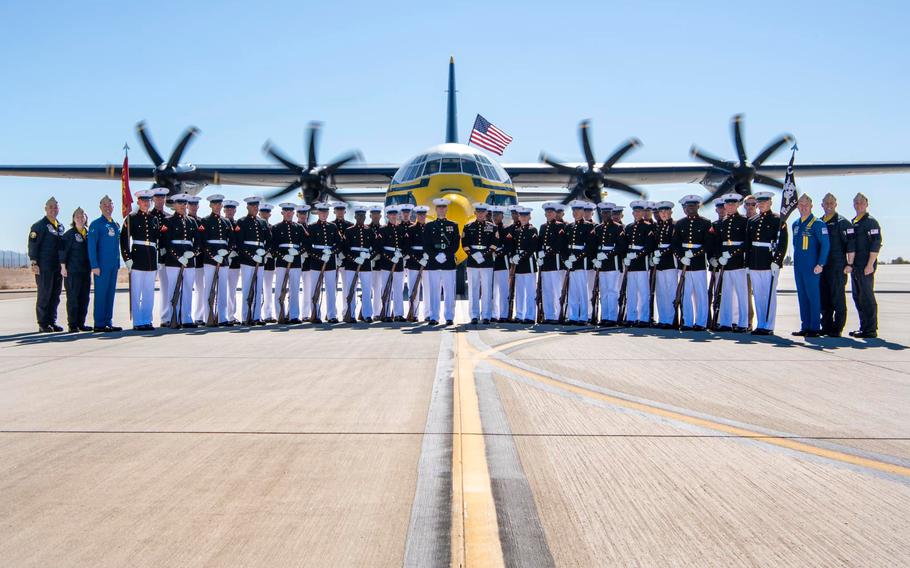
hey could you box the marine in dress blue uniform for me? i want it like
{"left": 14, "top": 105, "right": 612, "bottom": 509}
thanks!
{"left": 423, "top": 198, "right": 460, "bottom": 325}
{"left": 87, "top": 195, "right": 122, "bottom": 331}
{"left": 791, "top": 194, "right": 830, "bottom": 337}
{"left": 120, "top": 189, "right": 160, "bottom": 330}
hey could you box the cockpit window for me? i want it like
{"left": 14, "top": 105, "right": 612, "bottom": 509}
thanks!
{"left": 461, "top": 158, "right": 479, "bottom": 175}
{"left": 440, "top": 158, "right": 460, "bottom": 173}
{"left": 424, "top": 159, "right": 441, "bottom": 175}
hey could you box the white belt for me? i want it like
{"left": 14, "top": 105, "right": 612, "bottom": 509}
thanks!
{"left": 723, "top": 240, "right": 743, "bottom": 246}
{"left": 383, "top": 246, "right": 399, "bottom": 252}
{"left": 132, "top": 240, "right": 157, "bottom": 248}
{"left": 207, "top": 239, "right": 228, "bottom": 245}
{"left": 411, "top": 245, "right": 424, "bottom": 250}
{"left": 752, "top": 241, "right": 772, "bottom": 248}
{"left": 658, "top": 244, "right": 670, "bottom": 249}
{"left": 171, "top": 239, "right": 192, "bottom": 245}
{"left": 469, "top": 245, "right": 487, "bottom": 250}
{"left": 278, "top": 243, "right": 299, "bottom": 249}
{"left": 350, "top": 246, "right": 369, "bottom": 252}
{"left": 570, "top": 244, "right": 585, "bottom": 250}
{"left": 630, "top": 245, "right": 644, "bottom": 250}
{"left": 598, "top": 246, "right": 614, "bottom": 251}
{"left": 682, "top": 243, "right": 702, "bottom": 249}
{"left": 243, "top": 241, "right": 261, "bottom": 246}
{"left": 312, "top": 244, "right": 330, "bottom": 250}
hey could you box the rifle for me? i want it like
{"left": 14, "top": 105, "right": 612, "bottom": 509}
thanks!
{"left": 709, "top": 266, "right": 725, "bottom": 329}
{"left": 125, "top": 216, "right": 132, "bottom": 321}
{"left": 617, "top": 262, "right": 630, "bottom": 324}
{"left": 534, "top": 264, "right": 544, "bottom": 324}
{"left": 244, "top": 257, "right": 261, "bottom": 326}
{"left": 557, "top": 267, "right": 571, "bottom": 324}
{"left": 589, "top": 266, "right": 601, "bottom": 325}
{"left": 648, "top": 252, "right": 659, "bottom": 324}
{"left": 707, "top": 263, "right": 717, "bottom": 325}
{"left": 277, "top": 265, "right": 291, "bottom": 324}
{"left": 672, "top": 264, "right": 688, "bottom": 329}
{"left": 344, "top": 262, "right": 363, "bottom": 323}
{"left": 406, "top": 265, "right": 425, "bottom": 322}
{"left": 169, "top": 263, "right": 186, "bottom": 329}
{"left": 206, "top": 263, "right": 220, "bottom": 327}
{"left": 310, "top": 258, "right": 329, "bottom": 323}
{"left": 506, "top": 262, "right": 517, "bottom": 322}
{"left": 379, "top": 258, "right": 398, "bottom": 320}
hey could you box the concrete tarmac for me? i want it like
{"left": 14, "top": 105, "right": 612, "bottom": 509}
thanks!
{"left": 1, "top": 267, "right": 908, "bottom": 567}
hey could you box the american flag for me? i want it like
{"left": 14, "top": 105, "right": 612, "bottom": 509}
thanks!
{"left": 469, "top": 114, "right": 513, "bottom": 156}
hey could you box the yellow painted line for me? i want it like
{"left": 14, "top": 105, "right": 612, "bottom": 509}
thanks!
{"left": 476, "top": 335, "right": 910, "bottom": 479}
{"left": 452, "top": 333, "right": 505, "bottom": 568}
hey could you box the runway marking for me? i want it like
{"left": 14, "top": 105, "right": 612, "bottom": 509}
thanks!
{"left": 473, "top": 334, "right": 910, "bottom": 479}
{"left": 452, "top": 332, "right": 505, "bottom": 568}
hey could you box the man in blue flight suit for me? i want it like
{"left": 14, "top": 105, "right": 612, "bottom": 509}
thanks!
{"left": 87, "top": 195, "right": 123, "bottom": 332}
{"left": 791, "top": 194, "right": 830, "bottom": 337}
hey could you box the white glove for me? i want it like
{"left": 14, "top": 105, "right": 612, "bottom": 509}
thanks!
{"left": 229, "top": 251, "right": 238, "bottom": 259}
{"left": 265, "top": 252, "right": 273, "bottom": 259}
{"left": 182, "top": 250, "right": 194, "bottom": 259}
{"left": 680, "top": 256, "right": 691, "bottom": 267}
{"left": 511, "top": 254, "right": 521, "bottom": 265}
{"left": 282, "top": 254, "right": 295, "bottom": 263}
{"left": 719, "top": 256, "right": 729, "bottom": 266}
{"left": 178, "top": 256, "right": 189, "bottom": 266}
{"left": 652, "top": 253, "right": 661, "bottom": 264}
{"left": 537, "top": 251, "right": 545, "bottom": 262}
{"left": 125, "top": 259, "right": 133, "bottom": 270}
{"left": 568, "top": 254, "right": 577, "bottom": 262}
{"left": 301, "top": 252, "right": 309, "bottom": 260}
{"left": 471, "top": 252, "right": 485, "bottom": 264}
{"left": 354, "top": 257, "right": 365, "bottom": 266}
{"left": 596, "top": 252, "right": 607, "bottom": 261}
{"left": 392, "top": 251, "right": 402, "bottom": 263}
{"left": 709, "top": 258, "right": 719, "bottom": 268}
{"left": 419, "top": 254, "right": 429, "bottom": 267}
{"left": 252, "top": 254, "right": 263, "bottom": 264}
{"left": 288, "top": 248, "right": 299, "bottom": 256}
{"left": 213, "top": 255, "right": 224, "bottom": 264}
{"left": 721, "top": 251, "right": 731, "bottom": 261}
{"left": 321, "top": 251, "right": 332, "bottom": 262}
{"left": 592, "top": 259, "right": 602, "bottom": 269}
{"left": 625, "top": 252, "right": 636, "bottom": 261}
{"left": 684, "top": 250, "right": 694, "bottom": 259}
{"left": 770, "top": 262, "right": 780, "bottom": 276}
{"left": 564, "top": 259, "right": 574, "bottom": 269}
{"left": 623, "top": 257, "right": 632, "bottom": 266}
{"left": 217, "top": 248, "right": 229, "bottom": 257}
{"left": 256, "top": 248, "right": 266, "bottom": 257}
{"left": 435, "top": 252, "right": 446, "bottom": 264}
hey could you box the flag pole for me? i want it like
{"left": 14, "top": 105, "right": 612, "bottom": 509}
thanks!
{"left": 765, "top": 143, "right": 798, "bottom": 323}
{"left": 123, "top": 142, "right": 133, "bottom": 322}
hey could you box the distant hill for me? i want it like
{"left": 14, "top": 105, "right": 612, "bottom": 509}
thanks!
{"left": 0, "top": 250, "right": 29, "bottom": 268}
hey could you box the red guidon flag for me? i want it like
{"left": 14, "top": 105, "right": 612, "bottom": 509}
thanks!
{"left": 121, "top": 150, "right": 132, "bottom": 217}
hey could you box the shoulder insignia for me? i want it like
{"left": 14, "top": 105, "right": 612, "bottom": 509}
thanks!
{"left": 198, "top": 225, "right": 206, "bottom": 232}
{"left": 870, "top": 229, "right": 880, "bottom": 235}
{"left": 29, "top": 231, "right": 37, "bottom": 239}
{"left": 160, "top": 225, "right": 168, "bottom": 232}
{"left": 234, "top": 225, "right": 241, "bottom": 232}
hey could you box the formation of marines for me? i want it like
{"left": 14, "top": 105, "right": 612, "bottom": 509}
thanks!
{"left": 29, "top": 188, "right": 883, "bottom": 338}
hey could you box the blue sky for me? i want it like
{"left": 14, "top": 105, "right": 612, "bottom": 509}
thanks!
{"left": 1, "top": 0, "right": 908, "bottom": 256}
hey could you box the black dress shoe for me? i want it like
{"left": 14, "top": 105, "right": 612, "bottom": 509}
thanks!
{"left": 445, "top": 320, "right": 454, "bottom": 326}
{"left": 792, "top": 330, "right": 808, "bottom": 337}
{"left": 481, "top": 319, "right": 490, "bottom": 325}
{"left": 195, "top": 320, "right": 205, "bottom": 326}
{"left": 67, "top": 327, "right": 79, "bottom": 333}
{"left": 692, "top": 325, "right": 706, "bottom": 332}
{"left": 38, "top": 325, "right": 55, "bottom": 333}
{"left": 220, "top": 321, "right": 233, "bottom": 327}
{"left": 716, "top": 326, "right": 733, "bottom": 332}
{"left": 470, "top": 318, "right": 479, "bottom": 325}
{"left": 310, "top": 318, "right": 322, "bottom": 324}
{"left": 364, "top": 317, "right": 373, "bottom": 323}
{"left": 848, "top": 330, "right": 861, "bottom": 337}
{"left": 92, "top": 326, "right": 106, "bottom": 332}
{"left": 428, "top": 320, "right": 438, "bottom": 326}
{"left": 183, "top": 323, "right": 198, "bottom": 329}
{"left": 732, "top": 326, "right": 746, "bottom": 334}
{"left": 78, "top": 325, "right": 92, "bottom": 332}
{"left": 680, "top": 325, "right": 693, "bottom": 331}
{"left": 856, "top": 331, "right": 878, "bottom": 338}
{"left": 108, "top": 326, "right": 123, "bottom": 332}
{"left": 805, "top": 330, "right": 821, "bottom": 337}
{"left": 328, "top": 318, "right": 339, "bottom": 324}
{"left": 288, "top": 318, "right": 302, "bottom": 324}
{"left": 394, "top": 316, "right": 405, "bottom": 322}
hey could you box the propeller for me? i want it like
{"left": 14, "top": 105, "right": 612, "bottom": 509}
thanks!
{"left": 135, "top": 121, "right": 202, "bottom": 193}
{"left": 262, "top": 122, "right": 362, "bottom": 204}
{"left": 690, "top": 114, "right": 794, "bottom": 204}
{"left": 539, "top": 120, "right": 645, "bottom": 205}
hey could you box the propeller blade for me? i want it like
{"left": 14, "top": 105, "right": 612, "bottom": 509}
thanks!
{"left": 752, "top": 134, "right": 794, "bottom": 167}
{"left": 135, "top": 121, "right": 164, "bottom": 167}
{"left": 321, "top": 150, "right": 362, "bottom": 177}
{"left": 603, "top": 178, "right": 646, "bottom": 198}
{"left": 753, "top": 173, "right": 785, "bottom": 189}
{"left": 731, "top": 114, "right": 747, "bottom": 165}
{"left": 560, "top": 183, "right": 586, "bottom": 205}
{"left": 579, "top": 120, "right": 596, "bottom": 170}
{"left": 323, "top": 186, "right": 347, "bottom": 203}
{"left": 167, "top": 127, "right": 200, "bottom": 169}
{"left": 307, "top": 121, "right": 322, "bottom": 170}
{"left": 689, "top": 145, "right": 729, "bottom": 169}
{"left": 539, "top": 152, "right": 580, "bottom": 176}
{"left": 263, "top": 141, "right": 303, "bottom": 172}
{"left": 264, "top": 179, "right": 303, "bottom": 202}
{"left": 703, "top": 177, "right": 737, "bottom": 205}
{"left": 602, "top": 138, "right": 642, "bottom": 171}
